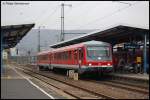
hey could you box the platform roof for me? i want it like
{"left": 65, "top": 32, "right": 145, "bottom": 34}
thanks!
{"left": 1, "top": 23, "right": 35, "bottom": 49}
{"left": 50, "top": 25, "right": 149, "bottom": 48}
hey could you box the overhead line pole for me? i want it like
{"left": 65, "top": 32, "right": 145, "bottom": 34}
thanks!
{"left": 38, "top": 26, "right": 45, "bottom": 52}
{"left": 60, "top": 3, "right": 72, "bottom": 41}
{"left": 61, "top": 3, "right": 64, "bottom": 41}
{"left": 38, "top": 26, "right": 41, "bottom": 52}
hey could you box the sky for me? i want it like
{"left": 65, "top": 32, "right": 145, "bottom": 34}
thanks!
{"left": 1, "top": 1, "right": 149, "bottom": 30}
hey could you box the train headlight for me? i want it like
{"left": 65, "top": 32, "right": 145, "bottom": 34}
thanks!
{"left": 89, "top": 63, "right": 92, "bottom": 66}
{"left": 98, "top": 57, "right": 101, "bottom": 60}
{"left": 107, "top": 63, "right": 110, "bottom": 66}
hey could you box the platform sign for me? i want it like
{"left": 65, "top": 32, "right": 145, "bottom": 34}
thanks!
{"left": 136, "top": 57, "right": 142, "bottom": 63}
{"left": 2, "top": 51, "right": 8, "bottom": 60}
{"left": 124, "top": 43, "right": 140, "bottom": 49}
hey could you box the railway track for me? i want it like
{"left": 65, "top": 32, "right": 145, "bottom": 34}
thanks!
{"left": 108, "top": 79, "right": 149, "bottom": 89}
{"left": 15, "top": 66, "right": 114, "bottom": 99}
{"left": 83, "top": 79, "right": 149, "bottom": 95}
{"left": 14, "top": 64, "right": 149, "bottom": 99}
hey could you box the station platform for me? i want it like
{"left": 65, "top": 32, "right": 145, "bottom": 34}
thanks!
{"left": 1, "top": 64, "right": 65, "bottom": 99}
{"left": 109, "top": 72, "right": 149, "bottom": 81}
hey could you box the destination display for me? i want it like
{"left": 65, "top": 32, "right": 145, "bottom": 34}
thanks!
{"left": 124, "top": 43, "right": 140, "bottom": 49}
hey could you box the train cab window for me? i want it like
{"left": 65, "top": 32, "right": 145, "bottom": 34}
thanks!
{"left": 87, "top": 46, "right": 111, "bottom": 60}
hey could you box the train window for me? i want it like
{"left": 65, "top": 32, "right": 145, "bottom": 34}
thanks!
{"left": 57, "top": 53, "right": 59, "bottom": 60}
{"left": 42, "top": 55, "right": 45, "bottom": 60}
{"left": 68, "top": 51, "right": 71, "bottom": 60}
{"left": 58, "top": 53, "right": 60, "bottom": 60}
{"left": 64, "top": 52, "right": 66, "bottom": 60}
{"left": 78, "top": 49, "right": 81, "bottom": 60}
{"left": 62, "top": 52, "right": 64, "bottom": 60}
{"left": 61, "top": 52, "right": 63, "bottom": 60}
{"left": 63, "top": 52, "right": 66, "bottom": 60}
{"left": 64, "top": 51, "right": 67, "bottom": 60}
{"left": 54, "top": 53, "right": 57, "bottom": 60}
{"left": 87, "top": 46, "right": 109, "bottom": 57}
{"left": 74, "top": 50, "right": 77, "bottom": 60}
{"left": 66, "top": 52, "right": 67, "bottom": 60}
{"left": 66, "top": 52, "right": 68, "bottom": 60}
{"left": 37, "top": 56, "right": 40, "bottom": 61}
{"left": 58, "top": 53, "right": 59, "bottom": 60}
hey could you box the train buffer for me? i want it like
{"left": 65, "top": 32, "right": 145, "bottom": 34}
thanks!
{"left": 67, "top": 70, "right": 79, "bottom": 80}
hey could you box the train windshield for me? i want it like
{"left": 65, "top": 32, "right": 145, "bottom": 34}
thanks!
{"left": 87, "top": 46, "right": 111, "bottom": 60}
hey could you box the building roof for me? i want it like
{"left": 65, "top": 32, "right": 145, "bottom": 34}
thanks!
{"left": 50, "top": 25, "right": 149, "bottom": 48}
{"left": 1, "top": 23, "right": 35, "bottom": 49}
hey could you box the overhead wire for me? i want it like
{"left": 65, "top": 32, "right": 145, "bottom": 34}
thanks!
{"left": 19, "top": 2, "right": 54, "bottom": 26}
{"left": 38, "top": 5, "right": 60, "bottom": 27}
{"left": 71, "top": 1, "right": 140, "bottom": 30}
{"left": 35, "top": 2, "right": 86, "bottom": 29}
{"left": 64, "top": 2, "right": 85, "bottom": 17}
{"left": 64, "top": 2, "right": 102, "bottom": 30}
{"left": 42, "top": 2, "right": 84, "bottom": 29}
{"left": 34, "top": 3, "right": 57, "bottom": 24}
{"left": 47, "top": 2, "right": 85, "bottom": 29}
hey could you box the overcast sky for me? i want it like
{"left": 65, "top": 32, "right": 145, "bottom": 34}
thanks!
{"left": 1, "top": 1, "right": 149, "bottom": 30}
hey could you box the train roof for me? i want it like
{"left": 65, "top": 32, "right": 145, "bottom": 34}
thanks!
{"left": 38, "top": 40, "right": 110, "bottom": 55}
{"left": 82, "top": 40, "right": 110, "bottom": 45}
{"left": 37, "top": 50, "right": 51, "bottom": 55}
{"left": 51, "top": 40, "right": 110, "bottom": 53}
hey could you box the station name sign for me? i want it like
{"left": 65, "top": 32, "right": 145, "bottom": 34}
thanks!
{"left": 124, "top": 43, "right": 140, "bottom": 49}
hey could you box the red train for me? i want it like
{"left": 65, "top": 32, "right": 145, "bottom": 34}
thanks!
{"left": 37, "top": 40, "right": 113, "bottom": 74}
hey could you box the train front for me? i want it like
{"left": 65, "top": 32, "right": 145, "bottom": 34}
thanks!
{"left": 82, "top": 44, "right": 113, "bottom": 74}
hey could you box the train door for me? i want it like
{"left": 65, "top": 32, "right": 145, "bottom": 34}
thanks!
{"left": 78, "top": 48, "right": 84, "bottom": 74}
{"left": 49, "top": 53, "right": 53, "bottom": 70}
{"left": 74, "top": 49, "right": 78, "bottom": 65}
{"left": 74, "top": 48, "right": 83, "bottom": 71}
{"left": 49, "top": 54, "right": 51, "bottom": 70}
{"left": 78, "top": 48, "right": 82, "bottom": 68}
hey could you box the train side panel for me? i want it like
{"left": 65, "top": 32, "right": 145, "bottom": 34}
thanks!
{"left": 37, "top": 41, "right": 113, "bottom": 74}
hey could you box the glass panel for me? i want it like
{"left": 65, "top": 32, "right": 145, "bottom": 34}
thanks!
{"left": 87, "top": 46, "right": 111, "bottom": 61}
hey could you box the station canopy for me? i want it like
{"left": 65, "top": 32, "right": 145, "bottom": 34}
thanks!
{"left": 1, "top": 23, "right": 35, "bottom": 49}
{"left": 50, "top": 25, "right": 149, "bottom": 48}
